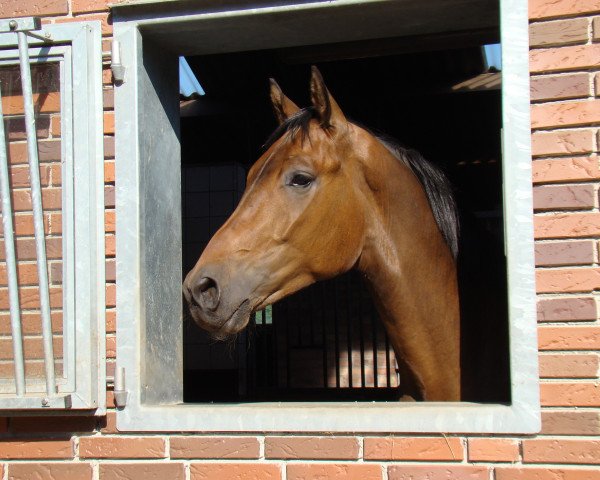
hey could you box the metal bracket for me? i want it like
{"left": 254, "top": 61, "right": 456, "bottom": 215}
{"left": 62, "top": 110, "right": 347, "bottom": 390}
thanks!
{"left": 0, "top": 17, "right": 41, "bottom": 33}
{"left": 113, "top": 367, "right": 129, "bottom": 408}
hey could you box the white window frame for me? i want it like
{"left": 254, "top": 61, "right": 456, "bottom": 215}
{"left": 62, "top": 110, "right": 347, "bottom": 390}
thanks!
{"left": 0, "top": 21, "right": 105, "bottom": 413}
{"left": 114, "top": 0, "right": 539, "bottom": 432}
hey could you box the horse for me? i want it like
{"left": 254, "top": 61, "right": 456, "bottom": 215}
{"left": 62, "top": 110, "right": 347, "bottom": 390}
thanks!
{"left": 183, "top": 66, "right": 460, "bottom": 401}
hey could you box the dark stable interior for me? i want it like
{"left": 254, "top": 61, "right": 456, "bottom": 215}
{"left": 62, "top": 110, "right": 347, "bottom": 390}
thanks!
{"left": 180, "top": 35, "right": 510, "bottom": 404}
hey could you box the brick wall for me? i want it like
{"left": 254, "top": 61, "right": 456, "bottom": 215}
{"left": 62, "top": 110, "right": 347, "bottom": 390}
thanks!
{"left": 1, "top": 0, "right": 600, "bottom": 479}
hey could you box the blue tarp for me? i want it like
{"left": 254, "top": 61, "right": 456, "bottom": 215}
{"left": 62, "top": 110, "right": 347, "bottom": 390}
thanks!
{"left": 179, "top": 57, "right": 205, "bottom": 97}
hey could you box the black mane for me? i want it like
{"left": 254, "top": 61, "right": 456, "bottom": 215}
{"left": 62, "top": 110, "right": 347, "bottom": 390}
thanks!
{"left": 263, "top": 108, "right": 459, "bottom": 259}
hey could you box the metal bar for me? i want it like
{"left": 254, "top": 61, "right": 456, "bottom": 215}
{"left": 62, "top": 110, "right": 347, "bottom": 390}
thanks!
{"left": 0, "top": 84, "right": 26, "bottom": 396}
{"left": 371, "top": 301, "right": 378, "bottom": 388}
{"left": 358, "top": 280, "right": 365, "bottom": 388}
{"left": 17, "top": 31, "right": 56, "bottom": 395}
{"left": 333, "top": 279, "right": 340, "bottom": 389}
{"left": 345, "top": 275, "right": 352, "bottom": 388}
{"left": 385, "top": 325, "right": 391, "bottom": 387}
{"left": 320, "top": 281, "right": 327, "bottom": 388}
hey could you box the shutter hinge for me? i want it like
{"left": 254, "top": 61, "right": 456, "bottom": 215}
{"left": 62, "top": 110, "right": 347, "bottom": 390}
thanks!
{"left": 113, "top": 367, "right": 129, "bottom": 408}
{"left": 111, "top": 40, "right": 125, "bottom": 85}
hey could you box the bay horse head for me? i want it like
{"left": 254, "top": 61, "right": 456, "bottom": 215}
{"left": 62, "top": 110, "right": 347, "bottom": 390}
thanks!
{"left": 183, "top": 67, "right": 460, "bottom": 401}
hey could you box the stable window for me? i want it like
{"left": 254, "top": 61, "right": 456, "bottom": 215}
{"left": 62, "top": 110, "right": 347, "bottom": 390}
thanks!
{"left": 115, "top": 0, "right": 539, "bottom": 432}
{"left": 0, "top": 20, "right": 105, "bottom": 413}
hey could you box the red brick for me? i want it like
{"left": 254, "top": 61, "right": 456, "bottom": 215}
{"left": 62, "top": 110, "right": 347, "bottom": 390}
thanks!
{"left": 530, "top": 45, "right": 600, "bottom": 73}
{"left": 104, "top": 136, "right": 115, "bottom": 159}
{"left": 541, "top": 382, "right": 600, "bottom": 406}
{"left": 596, "top": 73, "right": 600, "bottom": 96}
{"left": 105, "top": 210, "right": 115, "bottom": 232}
{"left": 103, "top": 66, "right": 113, "bottom": 85}
{"left": 530, "top": 0, "right": 600, "bottom": 19}
{"left": 7, "top": 463, "right": 92, "bottom": 480}
{"left": 10, "top": 416, "right": 97, "bottom": 433}
{"left": 50, "top": 114, "right": 61, "bottom": 137}
{"left": 5, "top": 116, "right": 51, "bottom": 141}
{"left": 531, "top": 74, "right": 590, "bottom": 102}
{"left": 106, "top": 233, "right": 115, "bottom": 256}
{"left": 537, "top": 296, "right": 597, "bottom": 322}
{"left": 100, "top": 463, "right": 185, "bottom": 480}
{"left": 190, "top": 463, "right": 281, "bottom": 480}
{"left": 287, "top": 464, "right": 380, "bottom": 480}
{"left": 363, "top": 437, "right": 463, "bottom": 461}
{"left": 0, "top": 286, "right": 62, "bottom": 309}
{"left": 530, "top": 18, "right": 589, "bottom": 47}
{"left": 8, "top": 164, "right": 52, "bottom": 188}
{"left": 106, "top": 258, "right": 116, "bottom": 282}
{"left": 496, "top": 467, "right": 600, "bottom": 480}
{"left": 3, "top": 92, "right": 61, "bottom": 116}
{"left": 533, "top": 184, "right": 596, "bottom": 210}
{"left": 467, "top": 438, "right": 519, "bottom": 462}
{"left": 388, "top": 466, "right": 489, "bottom": 480}
{"left": 0, "top": 263, "right": 39, "bottom": 285}
{"left": 535, "top": 240, "right": 595, "bottom": 266}
{"left": 541, "top": 410, "right": 600, "bottom": 435}
{"left": 594, "top": 16, "right": 600, "bottom": 41}
{"left": 0, "top": 336, "right": 62, "bottom": 361}
{"left": 0, "top": 311, "right": 62, "bottom": 335}
{"left": 539, "top": 353, "right": 599, "bottom": 377}
{"left": 523, "top": 439, "right": 600, "bottom": 464}
{"left": 8, "top": 187, "right": 62, "bottom": 212}
{"left": 171, "top": 436, "right": 259, "bottom": 459}
{"left": 531, "top": 100, "right": 600, "bottom": 129}
{"left": 106, "top": 283, "right": 116, "bottom": 307}
{"left": 106, "top": 334, "right": 116, "bottom": 358}
{"left": 0, "top": 0, "right": 68, "bottom": 17}
{"left": 78, "top": 436, "right": 166, "bottom": 459}
{"left": 533, "top": 157, "right": 600, "bottom": 184}
{"left": 536, "top": 267, "right": 600, "bottom": 293}
{"left": 100, "top": 411, "right": 117, "bottom": 434}
{"left": 535, "top": 213, "right": 600, "bottom": 238}
{"left": 106, "top": 390, "right": 115, "bottom": 408}
{"left": 54, "top": 12, "right": 112, "bottom": 35}
{"left": 104, "top": 111, "right": 115, "bottom": 135}
{"left": 103, "top": 88, "right": 115, "bottom": 110}
{"left": 105, "top": 160, "right": 115, "bottom": 182}
{"left": 531, "top": 130, "right": 594, "bottom": 157}
{"left": 538, "top": 326, "right": 600, "bottom": 349}
{"left": 72, "top": 0, "right": 111, "bottom": 13}
{"left": 0, "top": 237, "right": 62, "bottom": 261}
{"left": 0, "top": 439, "right": 73, "bottom": 459}
{"left": 106, "top": 309, "right": 116, "bottom": 332}
{"left": 8, "top": 140, "right": 61, "bottom": 165}
{"left": 265, "top": 436, "right": 359, "bottom": 460}
{"left": 105, "top": 184, "right": 115, "bottom": 207}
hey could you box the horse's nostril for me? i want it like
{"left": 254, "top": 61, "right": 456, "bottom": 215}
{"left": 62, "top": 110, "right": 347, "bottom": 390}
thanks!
{"left": 193, "top": 276, "right": 220, "bottom": 311}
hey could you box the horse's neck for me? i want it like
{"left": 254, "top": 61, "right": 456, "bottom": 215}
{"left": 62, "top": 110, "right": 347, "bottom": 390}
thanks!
{"left": 358, "top": 153, "right": 460, "bottom": 401}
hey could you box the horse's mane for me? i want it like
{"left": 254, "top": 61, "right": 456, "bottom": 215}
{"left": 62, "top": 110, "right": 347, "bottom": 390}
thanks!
{"left": 264, "top": 108, "right": 459, "bottom": 259}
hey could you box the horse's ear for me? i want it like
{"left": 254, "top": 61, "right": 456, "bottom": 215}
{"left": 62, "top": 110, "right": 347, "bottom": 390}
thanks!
{"left": 269, "top": 78, "right": 300, "bottom": 125}
{"left": 310, "top": 66, "right": 346, "bottom": 131}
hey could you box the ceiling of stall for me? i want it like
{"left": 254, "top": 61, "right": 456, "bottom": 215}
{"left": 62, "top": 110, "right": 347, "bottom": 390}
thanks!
{"left": 112, "top": 0, "right": 499, "bottom": 56}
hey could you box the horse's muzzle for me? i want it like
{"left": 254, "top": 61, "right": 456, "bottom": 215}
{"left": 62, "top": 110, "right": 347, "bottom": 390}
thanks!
{"left": 189, "top": 276, "right": 220, "bottom": 312}
{"left": 183, "top": 269, "right": 253, "bottom": 338}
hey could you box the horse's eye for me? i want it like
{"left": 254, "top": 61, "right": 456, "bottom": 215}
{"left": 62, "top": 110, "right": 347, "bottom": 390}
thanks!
{"left": 289, "top": 173, "right": 314, "bottom": 188}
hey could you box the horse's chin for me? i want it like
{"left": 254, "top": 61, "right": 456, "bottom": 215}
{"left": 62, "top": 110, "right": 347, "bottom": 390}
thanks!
{"left": 190, "top": 299, "right": 252, "bottom": 341}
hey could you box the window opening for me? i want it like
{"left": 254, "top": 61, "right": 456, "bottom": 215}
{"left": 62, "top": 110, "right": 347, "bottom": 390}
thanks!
{"left": 180, "top": 40, "right": 509, "bottom": 403}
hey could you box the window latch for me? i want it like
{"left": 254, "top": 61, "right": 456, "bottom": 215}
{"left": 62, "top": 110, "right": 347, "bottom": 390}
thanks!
{"left": 114, "top": 367, "right": 129, "bottom": 408}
